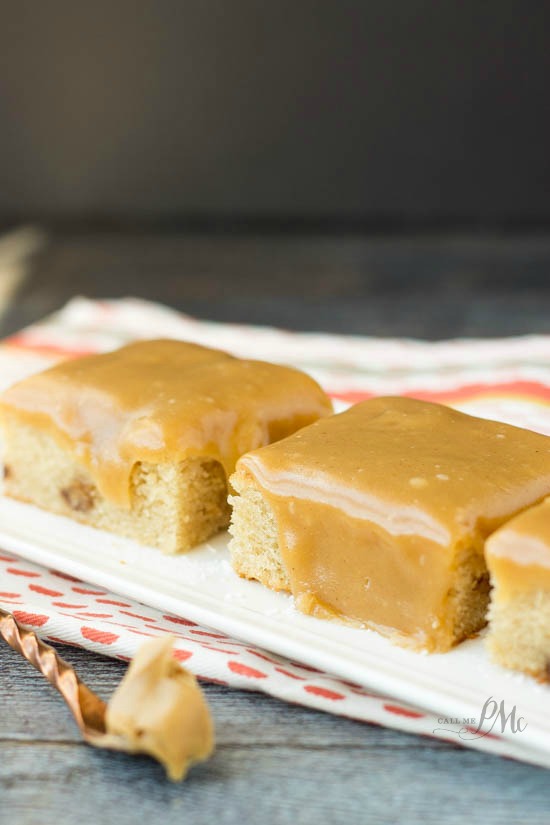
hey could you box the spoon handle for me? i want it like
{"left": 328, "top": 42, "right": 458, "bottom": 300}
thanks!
{"left": 0, "top": 606, "right": 107, "bottom": 739}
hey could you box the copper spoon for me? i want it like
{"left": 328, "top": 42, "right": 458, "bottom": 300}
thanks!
{"left": 0, "top": 605, "right": 111, "bottom": 745}
{"left": 0, "top": 606, "right": 215, "bottom": 779}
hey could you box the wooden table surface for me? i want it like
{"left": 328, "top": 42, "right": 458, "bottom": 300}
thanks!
{"left": 3, "top": 228, "right": 550, "bottom": 824}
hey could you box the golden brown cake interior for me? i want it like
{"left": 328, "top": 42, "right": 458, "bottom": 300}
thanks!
{"left": 2, "top": 413, "right": 231, "bottom": 553}
{"left": 486, "top": 498, "right": 550, "bottom": 679}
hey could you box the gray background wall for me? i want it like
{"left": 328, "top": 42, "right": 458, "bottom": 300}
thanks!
{"left": 1, "top": 1, "right": 549, "bottom": 224}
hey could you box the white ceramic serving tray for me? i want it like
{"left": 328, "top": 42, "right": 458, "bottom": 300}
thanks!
{"left": 1, "top": 495, "right": 550, "bottom": 766}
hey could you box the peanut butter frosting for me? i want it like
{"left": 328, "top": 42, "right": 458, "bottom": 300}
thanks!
{"left": 237, "top": 397, "right": 550, "bottom": 649}
{"left": 0, "top": 339, "right": 332, "bottom": 506}
{"left": 105, "top": 636, "right": 214, "bottom": 781}
{"left": 486, "top": 497, "right": 550, "bottom": 599}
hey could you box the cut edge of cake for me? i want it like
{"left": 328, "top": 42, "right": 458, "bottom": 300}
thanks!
{"left": 229, "top": 467, "right": 291, "bottom": 592}
{"left": 486, "top": 590, "right": 550, "bottom": 681}
{"left": 1, "top": 414, "right": 230, "bottom": 554}
{"left": 485, "top": 510, "right": 550, "bottom": 681}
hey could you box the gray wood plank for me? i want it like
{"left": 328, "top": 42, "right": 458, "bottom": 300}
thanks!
{"left": 3, "top": 740, "right": 550, "bottom": 825}
{"left": 4, "top": 230, "right": 550, "bottom": 339}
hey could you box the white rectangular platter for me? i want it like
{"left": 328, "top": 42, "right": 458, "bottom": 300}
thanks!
{"left": 2, "top": 494, "right": 550, "bottom": 766}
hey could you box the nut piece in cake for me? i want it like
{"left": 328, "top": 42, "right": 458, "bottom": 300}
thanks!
{"left": 229, "top": 396, "right": 550, "bottom": 651}
{"left": 486, "top": 497, "right": 550, "bottom": 679}
{"left": 0, "top": 339, "right": 332, "bottom": 553}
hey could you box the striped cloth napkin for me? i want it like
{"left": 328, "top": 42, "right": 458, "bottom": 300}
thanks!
{"left": 3, "top": 296, "right": 550, "bottom": 764}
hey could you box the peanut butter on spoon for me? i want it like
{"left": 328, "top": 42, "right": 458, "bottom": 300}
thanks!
{"left": 104, "top": 636, "right": 214, "bottom": 781}
{"left": 0, "top": 610, "right": 214, "bottom": 781}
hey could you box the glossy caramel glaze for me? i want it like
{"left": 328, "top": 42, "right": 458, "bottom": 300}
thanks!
{"left": 0, "top": 339, "right": 332, "bottom": 506}
{"left": 486, "top": 497, "right": 550, "bottom": 599}
{"left": 238, "top": 397, "right": 550, "bottom": 649}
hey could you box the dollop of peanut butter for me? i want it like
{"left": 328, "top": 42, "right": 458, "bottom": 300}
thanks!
{"left": 105, "top": 636, "right": 214, "bottom": 781}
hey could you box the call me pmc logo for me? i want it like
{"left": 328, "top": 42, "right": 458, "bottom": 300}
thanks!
{"left": 435, "top": 696, "right": 527, "bottom": 740}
